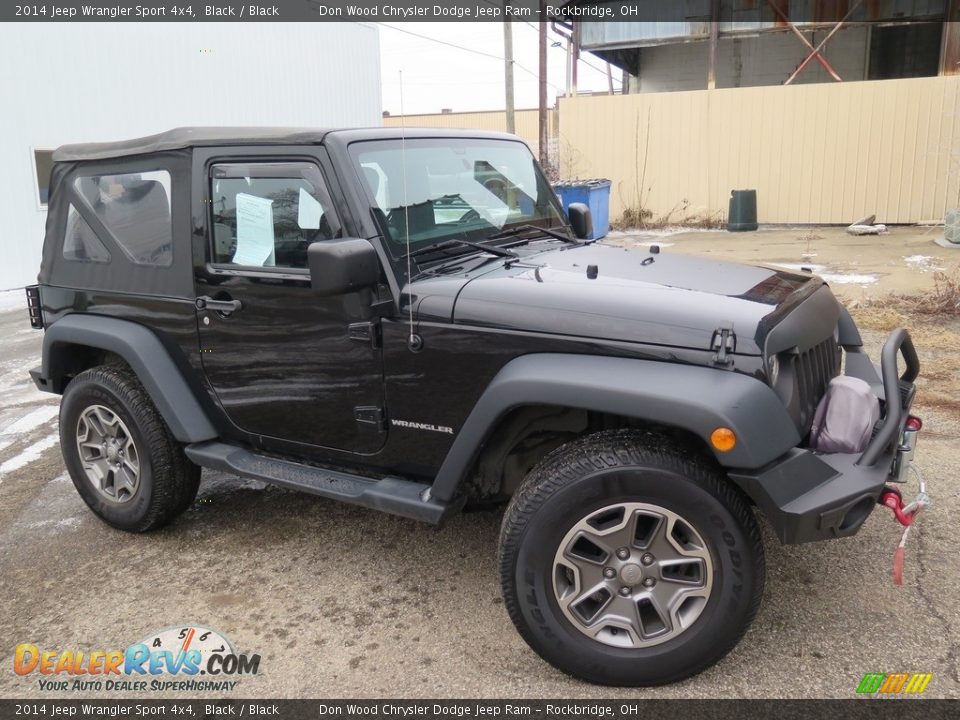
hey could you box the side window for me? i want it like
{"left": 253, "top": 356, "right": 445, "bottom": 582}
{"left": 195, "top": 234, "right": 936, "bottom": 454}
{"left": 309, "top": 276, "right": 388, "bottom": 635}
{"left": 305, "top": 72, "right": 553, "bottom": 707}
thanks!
{"left": 34, "top": 150, "right": 54, "bottom": 206}
{"left": 209, "top": 163, "right": 340, "bottom": 270}
{"left": 71, "top": 170, "right": 173, "bottom": 266}
{"left": 63, "top": 204, "right": 111, "bottom": 263}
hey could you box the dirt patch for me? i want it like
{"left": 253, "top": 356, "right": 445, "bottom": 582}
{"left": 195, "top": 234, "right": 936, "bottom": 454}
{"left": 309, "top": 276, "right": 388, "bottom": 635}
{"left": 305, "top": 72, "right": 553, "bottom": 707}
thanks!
{"left": 610, "top": 225, "right": 960, "bottom": 300}
{"left": 841, "top": 302, "right": 960, "bottom": 421}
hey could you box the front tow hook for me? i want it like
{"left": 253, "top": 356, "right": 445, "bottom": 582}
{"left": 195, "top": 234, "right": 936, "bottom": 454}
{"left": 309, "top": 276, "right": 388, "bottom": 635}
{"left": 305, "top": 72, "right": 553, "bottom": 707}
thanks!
{"left": 879, "top": 467, "right": 930, "bottom": 586}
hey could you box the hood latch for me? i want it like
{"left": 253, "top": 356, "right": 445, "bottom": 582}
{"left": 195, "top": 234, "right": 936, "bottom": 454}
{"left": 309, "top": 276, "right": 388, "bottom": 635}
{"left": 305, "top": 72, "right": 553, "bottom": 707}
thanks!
{"left": 711, "top": 324, "right": 736, "bottom": 366}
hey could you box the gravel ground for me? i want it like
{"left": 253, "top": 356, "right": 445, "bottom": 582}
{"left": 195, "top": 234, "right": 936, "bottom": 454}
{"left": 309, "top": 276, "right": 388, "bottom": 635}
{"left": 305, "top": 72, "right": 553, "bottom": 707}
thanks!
{"left": 0, "top": 268, "right": 957, "bottom": 699}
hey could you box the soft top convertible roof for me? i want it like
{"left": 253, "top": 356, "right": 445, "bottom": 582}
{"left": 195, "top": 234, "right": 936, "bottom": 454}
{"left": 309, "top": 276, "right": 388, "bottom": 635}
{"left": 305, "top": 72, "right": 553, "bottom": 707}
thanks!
{"left": 53, "top": 127, "right": 334, "bottom": 162}
{"left": 53, "top": 126, "right": 524, "bottom": 162}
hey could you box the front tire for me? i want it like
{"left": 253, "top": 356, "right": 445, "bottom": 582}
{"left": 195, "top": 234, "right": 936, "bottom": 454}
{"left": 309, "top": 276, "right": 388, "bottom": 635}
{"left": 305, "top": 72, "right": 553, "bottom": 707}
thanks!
{"left": 60, "top": 365, "right": 200, "bottom": 532}
{"left": 498, "top": 429, "right": 764, "bottom": 686}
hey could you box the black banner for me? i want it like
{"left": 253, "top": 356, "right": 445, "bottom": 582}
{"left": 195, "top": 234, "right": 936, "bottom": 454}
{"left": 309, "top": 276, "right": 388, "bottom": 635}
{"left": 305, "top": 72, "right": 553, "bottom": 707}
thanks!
{"left": 1, "top": 0, "right": 950, "bottom": 23}
{"left": 0, "top": 700, "right": 959, "bottom": 720}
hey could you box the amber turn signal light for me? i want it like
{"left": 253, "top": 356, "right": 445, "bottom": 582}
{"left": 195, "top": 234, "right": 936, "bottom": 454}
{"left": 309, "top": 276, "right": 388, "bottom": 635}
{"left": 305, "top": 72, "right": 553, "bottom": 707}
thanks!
{"left": 710, "top": 427, "right": 737, "bottom": 452}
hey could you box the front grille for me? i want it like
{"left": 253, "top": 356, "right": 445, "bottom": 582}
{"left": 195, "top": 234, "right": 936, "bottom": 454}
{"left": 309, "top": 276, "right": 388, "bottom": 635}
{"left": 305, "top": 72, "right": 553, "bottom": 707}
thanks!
{"left": 794, "top": 335, "right": 840, "bottom": 432}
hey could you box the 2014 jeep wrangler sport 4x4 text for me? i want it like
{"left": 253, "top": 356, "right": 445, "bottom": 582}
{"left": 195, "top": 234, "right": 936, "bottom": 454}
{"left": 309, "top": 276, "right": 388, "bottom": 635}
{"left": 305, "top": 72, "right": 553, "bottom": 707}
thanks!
{"left": 27, "top": 127, "right": 926, "bottom": 686}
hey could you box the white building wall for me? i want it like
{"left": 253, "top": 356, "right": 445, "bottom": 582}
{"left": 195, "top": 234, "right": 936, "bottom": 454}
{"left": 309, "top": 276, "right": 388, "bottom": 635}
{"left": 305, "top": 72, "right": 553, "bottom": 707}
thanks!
{"left": 0, "top": 22, "right": 381, "bottom": 290}
{"left": 637, "top": 26, "right": 869, "bottom": 93}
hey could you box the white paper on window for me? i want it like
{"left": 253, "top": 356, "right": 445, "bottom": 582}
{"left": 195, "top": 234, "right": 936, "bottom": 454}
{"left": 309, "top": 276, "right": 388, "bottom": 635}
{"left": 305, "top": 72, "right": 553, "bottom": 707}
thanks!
{"left": 233, "top": 193, "right": 275, "bottom": 267}
{"left": 297, "top": 187, "right": 323, "bottom": 230}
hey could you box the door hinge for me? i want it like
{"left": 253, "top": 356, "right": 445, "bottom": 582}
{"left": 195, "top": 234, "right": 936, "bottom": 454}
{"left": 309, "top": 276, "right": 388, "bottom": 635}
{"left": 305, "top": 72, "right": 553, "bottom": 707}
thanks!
{"left": 711, "top": 324, "right": 736, "bottom": 366}
{"left": 354, "top": 406, "right": 386, "bottom": 432}
{"left": 348, "top": 320, "right": 381, "bottom": 349}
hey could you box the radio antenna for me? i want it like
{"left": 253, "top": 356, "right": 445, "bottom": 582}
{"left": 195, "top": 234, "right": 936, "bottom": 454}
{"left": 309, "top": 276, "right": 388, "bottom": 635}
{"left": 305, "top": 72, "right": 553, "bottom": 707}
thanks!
{"left": 399, "top": 70, "right": 415, "bottom": 344}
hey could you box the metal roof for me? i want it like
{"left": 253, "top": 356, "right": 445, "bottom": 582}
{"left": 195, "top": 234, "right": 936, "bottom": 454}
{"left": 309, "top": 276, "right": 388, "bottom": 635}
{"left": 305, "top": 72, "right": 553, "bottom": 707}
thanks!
{"left": 53, "top": 126, "right": 524, "bottom": 162}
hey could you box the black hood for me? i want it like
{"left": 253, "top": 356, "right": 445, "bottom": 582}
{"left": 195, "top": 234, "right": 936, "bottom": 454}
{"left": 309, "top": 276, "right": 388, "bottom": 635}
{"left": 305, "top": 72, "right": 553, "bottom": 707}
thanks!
{"left": 410, "top": 242, "right": 822, "bottom": 355}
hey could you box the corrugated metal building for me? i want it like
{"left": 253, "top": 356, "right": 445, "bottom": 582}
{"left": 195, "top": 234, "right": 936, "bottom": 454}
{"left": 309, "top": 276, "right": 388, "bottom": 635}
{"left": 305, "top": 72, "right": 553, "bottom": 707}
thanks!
{"left": 578, "top": 1, "right": 956, "bottom": 92}
{"left": 0, "top": 23, "right": 382, "bottom": 290}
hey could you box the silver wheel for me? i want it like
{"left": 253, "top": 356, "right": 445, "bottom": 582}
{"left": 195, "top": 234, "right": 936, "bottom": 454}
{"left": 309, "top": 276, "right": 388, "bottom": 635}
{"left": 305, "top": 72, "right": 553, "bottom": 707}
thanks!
{"left": 553, "top": 502, "right": 714, "bottom": 648}
{"left": 75, "top": 404, "right": 141, "bottom": 503}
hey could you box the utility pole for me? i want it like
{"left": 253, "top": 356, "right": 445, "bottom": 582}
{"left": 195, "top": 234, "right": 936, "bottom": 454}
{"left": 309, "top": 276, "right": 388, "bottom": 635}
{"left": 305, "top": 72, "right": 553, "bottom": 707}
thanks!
{"left": 571, "top": 25, "right": 578, "bottom": 96}
{"left": 503, "top": 13, "right": 516, "bottom": 134}
{"left": 538, "top": 9, "right": 548, "bottom": 168}
{"left": 708, "top": 0, "right": 719, "bottom": 90}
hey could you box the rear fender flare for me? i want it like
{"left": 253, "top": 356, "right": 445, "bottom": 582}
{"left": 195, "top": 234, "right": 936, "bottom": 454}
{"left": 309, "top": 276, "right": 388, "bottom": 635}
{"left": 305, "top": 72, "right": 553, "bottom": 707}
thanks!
{"left": 40, "top": 314, "right": 217, "bottom": 443}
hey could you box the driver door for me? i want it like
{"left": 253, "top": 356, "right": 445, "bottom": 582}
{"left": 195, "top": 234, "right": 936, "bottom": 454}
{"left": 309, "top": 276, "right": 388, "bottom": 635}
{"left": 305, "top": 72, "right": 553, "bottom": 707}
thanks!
{"left": 195, "top": 154, "right": 386, "bottom": 455}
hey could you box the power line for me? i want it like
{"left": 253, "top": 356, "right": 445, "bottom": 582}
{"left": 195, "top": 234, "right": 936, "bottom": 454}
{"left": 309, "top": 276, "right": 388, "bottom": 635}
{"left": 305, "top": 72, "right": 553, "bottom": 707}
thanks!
{"left": 377, "top": 22, "right": 503, "bottom": 62}
{"left": 375, "top": 22, "right": 565, "bottom": 92}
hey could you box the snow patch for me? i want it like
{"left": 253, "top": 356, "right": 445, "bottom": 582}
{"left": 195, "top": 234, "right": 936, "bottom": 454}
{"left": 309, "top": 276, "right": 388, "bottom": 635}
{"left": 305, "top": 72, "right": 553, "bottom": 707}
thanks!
{"left": 903, "top": 255, "right": 943, "bottom": 273}
{"left": 54, "top": 517, "right": 82, "bottom": 532}
{"left": 0, "top": 432, "right": 60, "bottom": 477}
{"left": 775, "top": 263, "right": 878, "bottom": 286}
{"left": 630, "top": 240, "right": 675, "bottom": 248}
{"left": 0, "top": 288, "right": 26, "bottom": 313}
{"left": 1, "top": 405, "right": 59, "bottom": 436}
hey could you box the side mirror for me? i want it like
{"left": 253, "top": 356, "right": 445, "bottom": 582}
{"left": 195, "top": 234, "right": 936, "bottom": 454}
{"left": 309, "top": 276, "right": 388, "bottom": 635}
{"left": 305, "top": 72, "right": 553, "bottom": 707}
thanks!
{"left": 308, "top": 238, "right": 380, "bottom": 295}
{"left": 568, "top": 203, "right": 593, "bottom": 240}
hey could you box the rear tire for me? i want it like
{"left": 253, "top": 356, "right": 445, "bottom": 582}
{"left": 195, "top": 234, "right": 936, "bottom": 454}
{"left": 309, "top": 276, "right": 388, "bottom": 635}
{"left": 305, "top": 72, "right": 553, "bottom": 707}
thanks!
{"left": 498, "top": 429, "right": 764, "bottom": 686}
{"left": 60, "top": 365, "right": 200, "bottom": 532}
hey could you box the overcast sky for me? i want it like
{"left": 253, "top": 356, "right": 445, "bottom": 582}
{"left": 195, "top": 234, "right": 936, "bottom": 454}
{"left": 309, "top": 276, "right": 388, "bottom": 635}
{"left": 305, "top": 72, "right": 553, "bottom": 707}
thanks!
{"left": 377, "top": 22, "right": 620, "bottom": 115}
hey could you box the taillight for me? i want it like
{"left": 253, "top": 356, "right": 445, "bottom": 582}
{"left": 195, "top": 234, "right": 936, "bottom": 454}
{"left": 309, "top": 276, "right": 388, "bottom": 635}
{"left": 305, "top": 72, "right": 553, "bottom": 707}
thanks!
{"left": 25, "top": 285, "right": 43, "bottom": 329}
{"left": 905, "top": 416, "right": 923, "bottom": 432}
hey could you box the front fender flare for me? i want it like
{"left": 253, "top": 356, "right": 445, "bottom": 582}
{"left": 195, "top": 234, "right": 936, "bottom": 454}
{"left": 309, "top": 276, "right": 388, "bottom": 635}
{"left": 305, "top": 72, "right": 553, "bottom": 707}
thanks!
{"left": 39, "top": 314, "right": 217, "bottom": 443}
{"left": 429, "top": 353, "right": 799, "bottom": 503}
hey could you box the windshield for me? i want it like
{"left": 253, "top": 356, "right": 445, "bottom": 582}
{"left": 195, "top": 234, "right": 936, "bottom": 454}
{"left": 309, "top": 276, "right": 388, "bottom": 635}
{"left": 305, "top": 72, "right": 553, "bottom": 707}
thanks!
{"left": 349, "top": 138, "right": 567, "bottom": 258}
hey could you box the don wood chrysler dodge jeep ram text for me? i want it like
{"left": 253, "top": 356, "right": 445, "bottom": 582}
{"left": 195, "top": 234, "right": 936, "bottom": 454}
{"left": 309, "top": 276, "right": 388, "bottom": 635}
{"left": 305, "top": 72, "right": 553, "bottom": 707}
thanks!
{"left": 26, "top": 127, "right": 928, "bottom": 685}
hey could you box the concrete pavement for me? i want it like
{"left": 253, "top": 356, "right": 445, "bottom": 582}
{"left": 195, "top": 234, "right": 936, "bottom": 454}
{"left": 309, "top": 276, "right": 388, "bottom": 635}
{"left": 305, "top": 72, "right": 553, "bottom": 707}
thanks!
{"left": 0, "top": 247, "right": 957, "bottom": 699}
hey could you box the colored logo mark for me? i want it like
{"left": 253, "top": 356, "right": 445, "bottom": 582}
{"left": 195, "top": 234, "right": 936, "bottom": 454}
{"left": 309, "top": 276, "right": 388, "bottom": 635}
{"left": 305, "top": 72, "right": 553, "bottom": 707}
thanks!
{"left": 856, "top": 672, "right": 932, "bottom": 695}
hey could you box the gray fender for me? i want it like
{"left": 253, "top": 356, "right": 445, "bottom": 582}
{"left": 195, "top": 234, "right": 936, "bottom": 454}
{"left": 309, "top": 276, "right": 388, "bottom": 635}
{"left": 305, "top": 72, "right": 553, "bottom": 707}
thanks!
{"left": 429, "top": 353, "right": 799, "bottom": 503}
{"left": 40, "top": 314, "right": 217, "bottom": 443}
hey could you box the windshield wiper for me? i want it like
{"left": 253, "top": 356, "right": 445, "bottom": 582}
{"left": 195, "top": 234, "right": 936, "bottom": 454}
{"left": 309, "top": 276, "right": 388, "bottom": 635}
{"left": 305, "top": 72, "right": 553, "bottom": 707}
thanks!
{"left": 404, "top": 238, "right": 518, "bottom": 260}
{"left": 487, "top": 224, "right": 579, "bottom": 244}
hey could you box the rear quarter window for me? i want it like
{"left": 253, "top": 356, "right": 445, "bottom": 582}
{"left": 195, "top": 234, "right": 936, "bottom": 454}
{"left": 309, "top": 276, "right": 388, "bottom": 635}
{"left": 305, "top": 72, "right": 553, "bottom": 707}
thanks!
{"left": 63, "top": 204, "right": 111, "bottom": 263}
{"left": 69, "top": 170, "right": 173, "bottom": 267}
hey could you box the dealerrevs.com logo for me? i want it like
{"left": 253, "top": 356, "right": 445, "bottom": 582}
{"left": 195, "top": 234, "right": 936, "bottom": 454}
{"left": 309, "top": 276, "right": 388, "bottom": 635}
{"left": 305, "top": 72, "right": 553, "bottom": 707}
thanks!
{"left": 14, "top": 625, "right": 261, "bottom": 693}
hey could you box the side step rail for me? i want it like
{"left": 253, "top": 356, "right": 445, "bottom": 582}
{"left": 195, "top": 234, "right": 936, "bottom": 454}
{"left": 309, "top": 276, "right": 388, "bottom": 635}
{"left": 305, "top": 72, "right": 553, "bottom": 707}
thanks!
{"left": 184, "top": 441, "right": 460, "bottom": 524}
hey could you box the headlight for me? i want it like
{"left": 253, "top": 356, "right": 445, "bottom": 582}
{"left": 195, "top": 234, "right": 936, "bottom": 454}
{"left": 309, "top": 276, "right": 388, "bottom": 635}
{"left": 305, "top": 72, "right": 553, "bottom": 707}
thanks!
{"left": 767, "top": 355, "right": 779, "bottom": 385}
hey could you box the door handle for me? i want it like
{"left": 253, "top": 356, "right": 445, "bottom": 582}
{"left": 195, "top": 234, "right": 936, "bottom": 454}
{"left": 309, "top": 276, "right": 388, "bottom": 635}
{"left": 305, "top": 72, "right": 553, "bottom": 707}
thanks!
{"left": 196, "top": 296, "right": 243, "bottom": 314}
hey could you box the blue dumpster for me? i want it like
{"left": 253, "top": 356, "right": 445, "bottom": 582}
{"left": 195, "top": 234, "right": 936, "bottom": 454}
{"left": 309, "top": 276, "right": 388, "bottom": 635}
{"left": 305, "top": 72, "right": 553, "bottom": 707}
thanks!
{"left": 553, "top": 179, "right": 611, "bottom": 240}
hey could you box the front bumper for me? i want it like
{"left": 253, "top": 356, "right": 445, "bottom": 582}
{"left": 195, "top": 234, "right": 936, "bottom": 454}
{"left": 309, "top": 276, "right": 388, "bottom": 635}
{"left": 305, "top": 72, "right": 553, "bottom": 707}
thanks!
{"left": 729, "top": 328, "right": 921, "bottom": 544}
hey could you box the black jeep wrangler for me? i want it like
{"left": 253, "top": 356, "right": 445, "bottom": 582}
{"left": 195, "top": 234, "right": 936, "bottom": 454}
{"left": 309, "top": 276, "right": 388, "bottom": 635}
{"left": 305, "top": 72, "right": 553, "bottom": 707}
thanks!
{"left": 28, "top": 127, "right": 923, "bottom": 686}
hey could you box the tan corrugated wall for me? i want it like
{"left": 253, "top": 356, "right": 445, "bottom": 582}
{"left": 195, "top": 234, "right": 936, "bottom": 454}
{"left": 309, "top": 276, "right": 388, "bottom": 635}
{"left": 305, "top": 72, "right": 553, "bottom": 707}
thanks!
{"left": 383, "top": 109, "right": 552, "bottom": 156}
{"left": 558, "top": 77, "right": 960, "bottom": 225}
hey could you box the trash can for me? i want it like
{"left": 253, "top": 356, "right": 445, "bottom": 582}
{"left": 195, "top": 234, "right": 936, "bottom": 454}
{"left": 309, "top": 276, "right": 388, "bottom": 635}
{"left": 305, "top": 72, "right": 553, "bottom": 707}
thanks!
{"left": 728, "top": 189, "right": 758, "bottom": 232}
{"left": 553, "top": 179, "right": 611, "bottom": 240}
